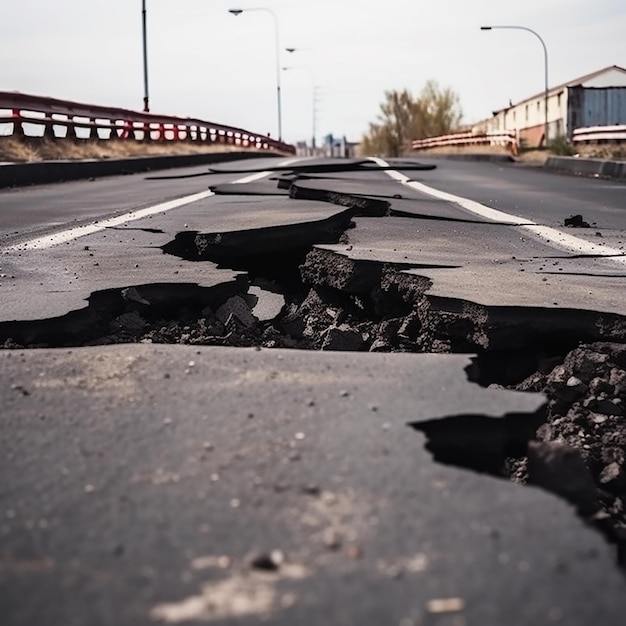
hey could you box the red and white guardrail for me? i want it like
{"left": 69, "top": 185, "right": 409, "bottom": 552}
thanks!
{"left": 411, "top": 130, "right": 519, "bottom": 155}
{"left": 572, "top": 125, "right": 626, "bottom": 143}
{"left": 0, "top": 91, "right": 295, "bottom": 154}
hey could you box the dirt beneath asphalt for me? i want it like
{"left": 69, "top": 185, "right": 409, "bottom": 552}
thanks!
{"left": 507, "top": 342, "right": 626, "bottom": 561}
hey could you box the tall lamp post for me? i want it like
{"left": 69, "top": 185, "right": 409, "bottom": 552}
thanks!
{"left": 229, "top": 7, "right": 283, "bottom": 140}
{"left": 480, "top": 25, "right": 549, "bottom": 147}
{"left": 142, "top": 0, "right": 150, "bottom": 112}
{"left": 282, "top": 65, "right": 317, "bottom": 151}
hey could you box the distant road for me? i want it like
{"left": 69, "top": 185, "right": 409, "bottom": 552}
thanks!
{"left": 2, "top": 156, "right": 623, "bottom": 245}
{"left": 0, "top": 157, "right": 286, "bottom": 245}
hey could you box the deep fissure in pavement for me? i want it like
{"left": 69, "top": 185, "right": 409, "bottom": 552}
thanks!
{"left": 3, "top": 163, "right": 626, "bottom": 573}
{"left": 2, "top": 239, "right": 626, "bottom": 566}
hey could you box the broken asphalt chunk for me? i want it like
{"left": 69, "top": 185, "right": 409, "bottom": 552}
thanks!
{"left": 564, "top": 214, "right": 591, "bottom": 228}
{"left": 527, "top": 440, "right": 600, "bottom": 517}
{"left": 321, "top": 324, "right": 367, "bottom": 351}
{"left": 216, "top": 296, "right": 258, "bottom": 328}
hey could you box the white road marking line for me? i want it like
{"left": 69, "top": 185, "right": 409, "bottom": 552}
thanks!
{"left": 232, "top": 156, "right": 302, "bottom": 184}
{"left": 234, "top": 171, "right": 274, "bottom": 184}
{"left": 371, "top": 157, "right": 626, "bottom": 265}
{"left": 5, "top": 158, "right": 303, "bottom": 252}
{"left": 6, "top": 189, "right": 216, "bottom": 251}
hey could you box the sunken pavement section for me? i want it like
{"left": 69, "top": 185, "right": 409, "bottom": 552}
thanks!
{"left": 1, "top": 157, "right": 626, "bottom": 625}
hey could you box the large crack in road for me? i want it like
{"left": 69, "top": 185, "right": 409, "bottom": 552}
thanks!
{"left": 2, "top": 159, "right": 626, "bottom": 576}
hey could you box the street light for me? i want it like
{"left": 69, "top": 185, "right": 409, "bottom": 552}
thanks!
{"left": 229, "top": 7, "right": 283, "bottom": 140}
{"left": 142, "top": 0, "right": 150, "bottom": 112}
{"left": 480, "top": 25, "right": 549, "bottom": 146}
{"left": 282, "top": 65, "right": 317, "bottom": 151}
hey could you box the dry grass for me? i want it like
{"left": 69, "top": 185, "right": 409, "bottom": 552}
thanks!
{"left": 0, "top": 136, "right": 261, "bottom": 163}
{"left": 517, "top": 146, "right": 625, "bottom": 162}
{"left": 408, "top": 146, "right": 538, "bottom": 165}
{"left": 571, "top": 144, "right": 626, "bottom": 161}
{"left": 516, "top": 150, "right": 549, "bottom": 164}
{"left": 411, "top": 144, "right": 514, "bottom": 157}
{"left": 409, "top": 145, "right": 625, "bottom": 164}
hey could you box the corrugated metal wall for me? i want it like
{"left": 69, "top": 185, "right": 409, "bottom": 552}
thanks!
{"left": 568, "top": 87, "right": 626, "bottom": 135}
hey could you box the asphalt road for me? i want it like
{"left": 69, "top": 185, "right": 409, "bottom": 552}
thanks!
{"left": 400, "top": 158, "right": 626, "bottom": 230}
{"left": 1, "top": 156, "right": 625, "bottom": 626}
{"left": 0, "top": 157, "right": 292, "bottom": 244}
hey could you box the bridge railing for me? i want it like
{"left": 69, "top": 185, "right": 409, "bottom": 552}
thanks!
{"left": 572, "top": 125, "right": 626, "bottom": 144}
{"left": 0, "top": 91, "right": 295, "bottom": 154}
{"left": 411, "top": 130, "right": 519, "bottom": 155}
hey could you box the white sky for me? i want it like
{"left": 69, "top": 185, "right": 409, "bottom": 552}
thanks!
{"left": 2, "top": 0, "right": 624, "bottom": 144}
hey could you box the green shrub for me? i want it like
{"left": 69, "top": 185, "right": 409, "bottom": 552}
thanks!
{"left": 549, "top": 135, "right": 575, "bottom": 156}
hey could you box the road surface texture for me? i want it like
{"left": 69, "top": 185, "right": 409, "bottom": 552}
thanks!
{"left": 1, "top": 156, "right": 626, "bottom": 625}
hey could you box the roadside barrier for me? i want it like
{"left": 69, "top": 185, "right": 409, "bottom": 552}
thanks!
{"left": 572, "top": 125, "right": 626, "bottom": 144}
{"left": 411, "top": 130, "right": 519, "bottom": 155}
{"left": 0, "top": 91, "right": 295, "bottom": 154}
{"left": 544, "top": 156, "right": 626, "bottom": 180}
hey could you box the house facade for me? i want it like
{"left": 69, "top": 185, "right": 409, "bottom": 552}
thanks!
{"left": 478, "top": 65, "right": 626, "bottom": 147}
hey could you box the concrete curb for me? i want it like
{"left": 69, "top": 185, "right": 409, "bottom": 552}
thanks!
{"left": 544, "top": 156, "right": 626, "bottom": 181}
{"left": 0, "top": 151, "right": 283, "bottom": 189}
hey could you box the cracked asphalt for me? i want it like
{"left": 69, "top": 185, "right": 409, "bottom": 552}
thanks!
{"left": 1, "top": 155, "right": 626, "bottom": 625}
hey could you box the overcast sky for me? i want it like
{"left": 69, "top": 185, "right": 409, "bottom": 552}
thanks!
{"left": 2, "top": 0, "right": 624, "bottom": 144}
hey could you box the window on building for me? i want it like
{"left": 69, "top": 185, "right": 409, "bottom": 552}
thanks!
{"left": 537, "top": 101, "right": 541, "bottom": 112}
{"left": 525, "top": 105, "right": 529, "bottom": 121}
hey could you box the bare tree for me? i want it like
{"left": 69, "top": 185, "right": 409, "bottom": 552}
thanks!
{"left": 361, "top": 81, "right": 462, "bottom": 156}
